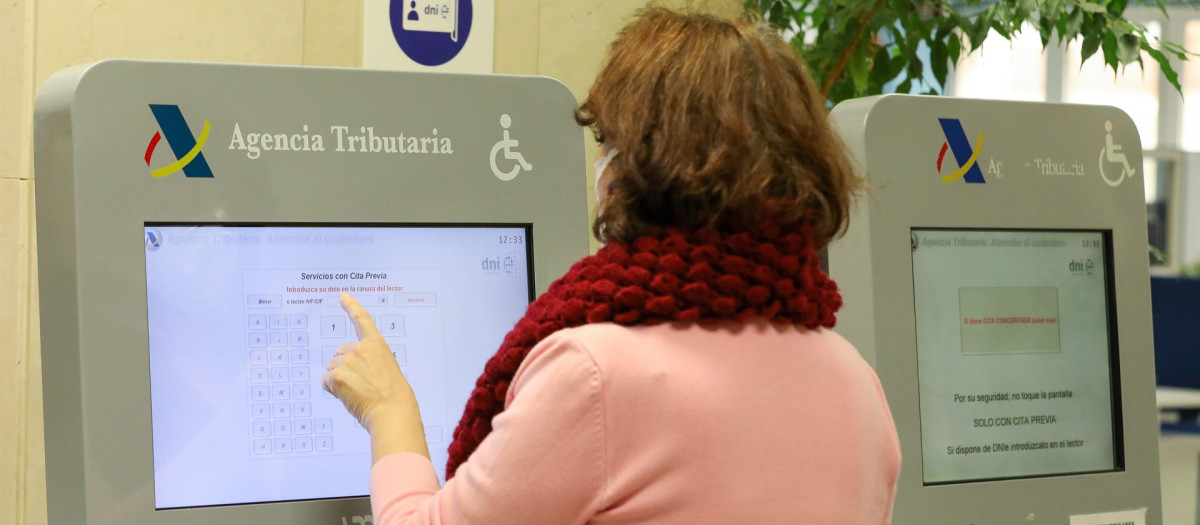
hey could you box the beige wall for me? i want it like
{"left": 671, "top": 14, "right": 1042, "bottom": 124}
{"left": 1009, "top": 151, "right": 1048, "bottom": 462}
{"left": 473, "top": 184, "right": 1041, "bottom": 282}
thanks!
{"left": 0, "top": 0, "right": 738, "bottom": 523}
{"left": 1, "top": 2, "right": 362, "bottom": 523}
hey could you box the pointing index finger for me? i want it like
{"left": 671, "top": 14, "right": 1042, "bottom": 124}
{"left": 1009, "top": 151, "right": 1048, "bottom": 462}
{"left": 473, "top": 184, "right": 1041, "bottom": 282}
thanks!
{"left": 340, "top": 292, "right": 381, "bottom": 340}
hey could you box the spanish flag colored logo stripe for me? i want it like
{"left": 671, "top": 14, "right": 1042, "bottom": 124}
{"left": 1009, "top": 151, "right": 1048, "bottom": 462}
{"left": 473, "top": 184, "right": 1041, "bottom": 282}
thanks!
{"left": 145, "top": 104, "right": 214, "bottom": 178}
{"left": 937, "top": 118, "right": 985, "bottom": 184}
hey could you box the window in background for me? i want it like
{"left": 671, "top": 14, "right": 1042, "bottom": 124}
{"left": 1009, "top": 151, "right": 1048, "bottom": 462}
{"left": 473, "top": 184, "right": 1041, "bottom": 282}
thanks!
{"left": 1180, "top": 20, "right": 1200, "bottom": 151}
{"left": 1144, "top": 155, "right": 1177, "bottom": 267}
{"left": 1064, "top": 23, "right": 1161, "bottom": 149}
{"left": 952, "top": 27, "right": 1047, "bottom": 101}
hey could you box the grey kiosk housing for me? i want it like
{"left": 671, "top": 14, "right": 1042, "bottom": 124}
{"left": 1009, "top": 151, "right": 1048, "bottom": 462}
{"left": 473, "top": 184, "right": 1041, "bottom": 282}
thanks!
{"left": 35, "top": 61, "right": 588, "bottom": 524}
{"left": 830, "top": 95, "right": 1161, "bottom": 524}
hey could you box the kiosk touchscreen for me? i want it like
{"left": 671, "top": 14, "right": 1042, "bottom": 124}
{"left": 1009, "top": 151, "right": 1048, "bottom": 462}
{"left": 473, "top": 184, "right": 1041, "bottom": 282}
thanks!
{"left": 829, "top": 95, "right": 1160, "bottom": 524}
{"left": 145, "top": 224, "right": 533, "bottom": 509}
{"left": 35, "top": 61, "right": 588, "bottom": 524}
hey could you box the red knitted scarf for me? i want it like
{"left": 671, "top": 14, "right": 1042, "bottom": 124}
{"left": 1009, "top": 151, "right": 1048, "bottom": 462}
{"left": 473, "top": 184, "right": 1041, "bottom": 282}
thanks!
{"left": 445, "top": 220, "right": 842, "bottom": 478}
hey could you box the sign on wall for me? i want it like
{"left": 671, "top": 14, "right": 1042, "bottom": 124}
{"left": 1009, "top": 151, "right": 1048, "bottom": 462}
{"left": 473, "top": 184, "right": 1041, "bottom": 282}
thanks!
{"left": 363, "top": 0, "right": 495, "bottom": 73}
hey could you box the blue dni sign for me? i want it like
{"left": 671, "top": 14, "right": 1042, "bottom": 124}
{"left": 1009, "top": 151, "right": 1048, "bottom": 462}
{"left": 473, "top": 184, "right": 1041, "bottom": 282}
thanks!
{"left": 389, "top": 0, "right": 474, "bottom": 66}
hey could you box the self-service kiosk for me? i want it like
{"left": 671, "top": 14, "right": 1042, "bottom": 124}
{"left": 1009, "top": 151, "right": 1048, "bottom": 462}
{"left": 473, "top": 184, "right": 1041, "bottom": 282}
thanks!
{"left": 34, "top": 60, "right": 588, "bottom": 524}
{"left": 829, "top": 95, "right": 1161, "bottom": 524}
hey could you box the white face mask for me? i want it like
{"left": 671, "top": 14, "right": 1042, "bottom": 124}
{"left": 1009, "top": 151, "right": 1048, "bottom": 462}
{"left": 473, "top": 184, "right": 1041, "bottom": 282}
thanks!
{"left": 593, "top": 147, "right": 619, "bottom": 205}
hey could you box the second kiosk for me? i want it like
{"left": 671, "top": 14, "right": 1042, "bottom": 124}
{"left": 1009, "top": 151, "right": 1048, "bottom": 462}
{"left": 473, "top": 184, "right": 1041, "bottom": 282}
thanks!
{"left": 830, "top": 95, "right": 1161, "bottom": 524}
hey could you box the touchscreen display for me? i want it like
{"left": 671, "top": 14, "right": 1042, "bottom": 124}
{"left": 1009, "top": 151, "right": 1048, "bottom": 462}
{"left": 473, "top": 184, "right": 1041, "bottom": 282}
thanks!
{"left": 910, "top": 229, "right": 1121, "bottom": 484}
{"left": 144, "top": 224, "right": 533, "bottom": 509}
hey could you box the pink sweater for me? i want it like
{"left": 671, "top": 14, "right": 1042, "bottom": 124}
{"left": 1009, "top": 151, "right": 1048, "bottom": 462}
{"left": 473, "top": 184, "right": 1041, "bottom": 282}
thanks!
{"left": 371, "top": 321, "right": 901, "bottom": 524}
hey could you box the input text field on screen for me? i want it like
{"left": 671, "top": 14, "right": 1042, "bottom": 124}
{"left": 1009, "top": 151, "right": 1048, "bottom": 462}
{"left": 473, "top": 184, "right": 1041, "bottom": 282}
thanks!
{"left": 325, "top": 294, "right": 388, "bottom": 307}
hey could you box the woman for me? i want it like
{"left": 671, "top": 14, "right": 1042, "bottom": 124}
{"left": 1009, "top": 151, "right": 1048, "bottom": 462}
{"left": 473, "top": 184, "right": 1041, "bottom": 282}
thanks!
{"left": 324, "top": 8, "right": 901, "bottom": 524}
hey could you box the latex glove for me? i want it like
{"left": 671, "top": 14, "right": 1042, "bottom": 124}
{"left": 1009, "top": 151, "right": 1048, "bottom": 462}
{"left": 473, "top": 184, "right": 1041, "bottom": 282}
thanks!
{"left": 323, "top": 293, "right": 421, "bottom": 435}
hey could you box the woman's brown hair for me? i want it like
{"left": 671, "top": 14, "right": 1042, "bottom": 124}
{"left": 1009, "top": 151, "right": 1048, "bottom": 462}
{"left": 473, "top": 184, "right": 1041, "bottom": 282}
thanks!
{"left": 577, "top": 8, "right": 860, "bottom": 248}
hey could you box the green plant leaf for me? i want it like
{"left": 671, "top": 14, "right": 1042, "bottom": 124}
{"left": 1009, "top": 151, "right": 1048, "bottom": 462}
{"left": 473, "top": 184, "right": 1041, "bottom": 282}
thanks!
{"left": 870, "top": 45, "right": 895, "bottom": 86}
{"left": 833, "top": 6, "right": 860, "bottom": 34}
{"left": 1044, "top": 0, "right": 1064, "bottom": 19}
{"left": 1116, "top": 33, "right": 1140, "bottom": 65}
{"left": 1037, "top": 16, "right": 1053, "bottom": 47}
{"left": 1102, "top": 28, "right": 1119, "bottom": 72}
{"left": 829, "top": 79, "right": 854, "bottom": 103}
{"left": 1063, "top": 7, "right": 1084, "bottom": 42}
{"left": 1086, "top": 10, "right": 1108, "bottom": 38}
{"left": 1144, "top": 43, "right": 1182, "bottom": 93}
{"left": 746, "top": 0, "right": 1195, "bottom": 105}
{"left": 947, "top": 32, "right": 962, "bottom": 64}
{"left": 931, "top": 38, "right": 949, "bottom": 89}
{"left": 908, "top": 53, "right": 924, "bottom": 79}
{"left": 1110, "top": 20, "right": 1135, "bottom": 37}
{"left": 1081, "top": 32, "right": 1102, "bottom": 65}
{"left": 990, "top": 19, "right": 1012, "bottom": 39}
{"left": 769, "top": 2, "right": 786, "bottom": 23}
{"left": 1162, "top": 41, "right": 1192, "bottom": 61}
{"left": 889, "top": 51, "right": 910, "bottom": 78}
{"left": 967, "top": 17, "right": 990, "bottom": 51}
{"left": 777, "top": 0, "right": 801, "bottom": 18}
{"left": 1153, "top": 0, "right": 1169, "bottom": 19}
{"left": 1149, "top": 244, "right": 1168, "bottom": 264}
{"left": 848, "top": 43, "right": 872, "bottom": 93}
{"left": 812, "top": 5, "right": 829, "bottom": 29}
{"left": 1186, "top": 260, "right": 1200, "bottom": 278}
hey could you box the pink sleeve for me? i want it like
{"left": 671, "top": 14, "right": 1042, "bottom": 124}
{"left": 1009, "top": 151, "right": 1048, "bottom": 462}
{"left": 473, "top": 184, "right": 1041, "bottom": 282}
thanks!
{"left": 868, "top": 366, "right": 901, "bottom": 525}
{"left": 370, "top": 332, "right": 607, "bottom": 524}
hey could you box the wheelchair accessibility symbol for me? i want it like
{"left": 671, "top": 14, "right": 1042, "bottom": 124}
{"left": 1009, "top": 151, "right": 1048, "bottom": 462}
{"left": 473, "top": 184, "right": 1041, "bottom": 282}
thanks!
{"left": 490, "top": 114, "right": 532, "bottom": 181}
{"left": 1098, "top": 120, "right": 1136, "bottom": 187}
